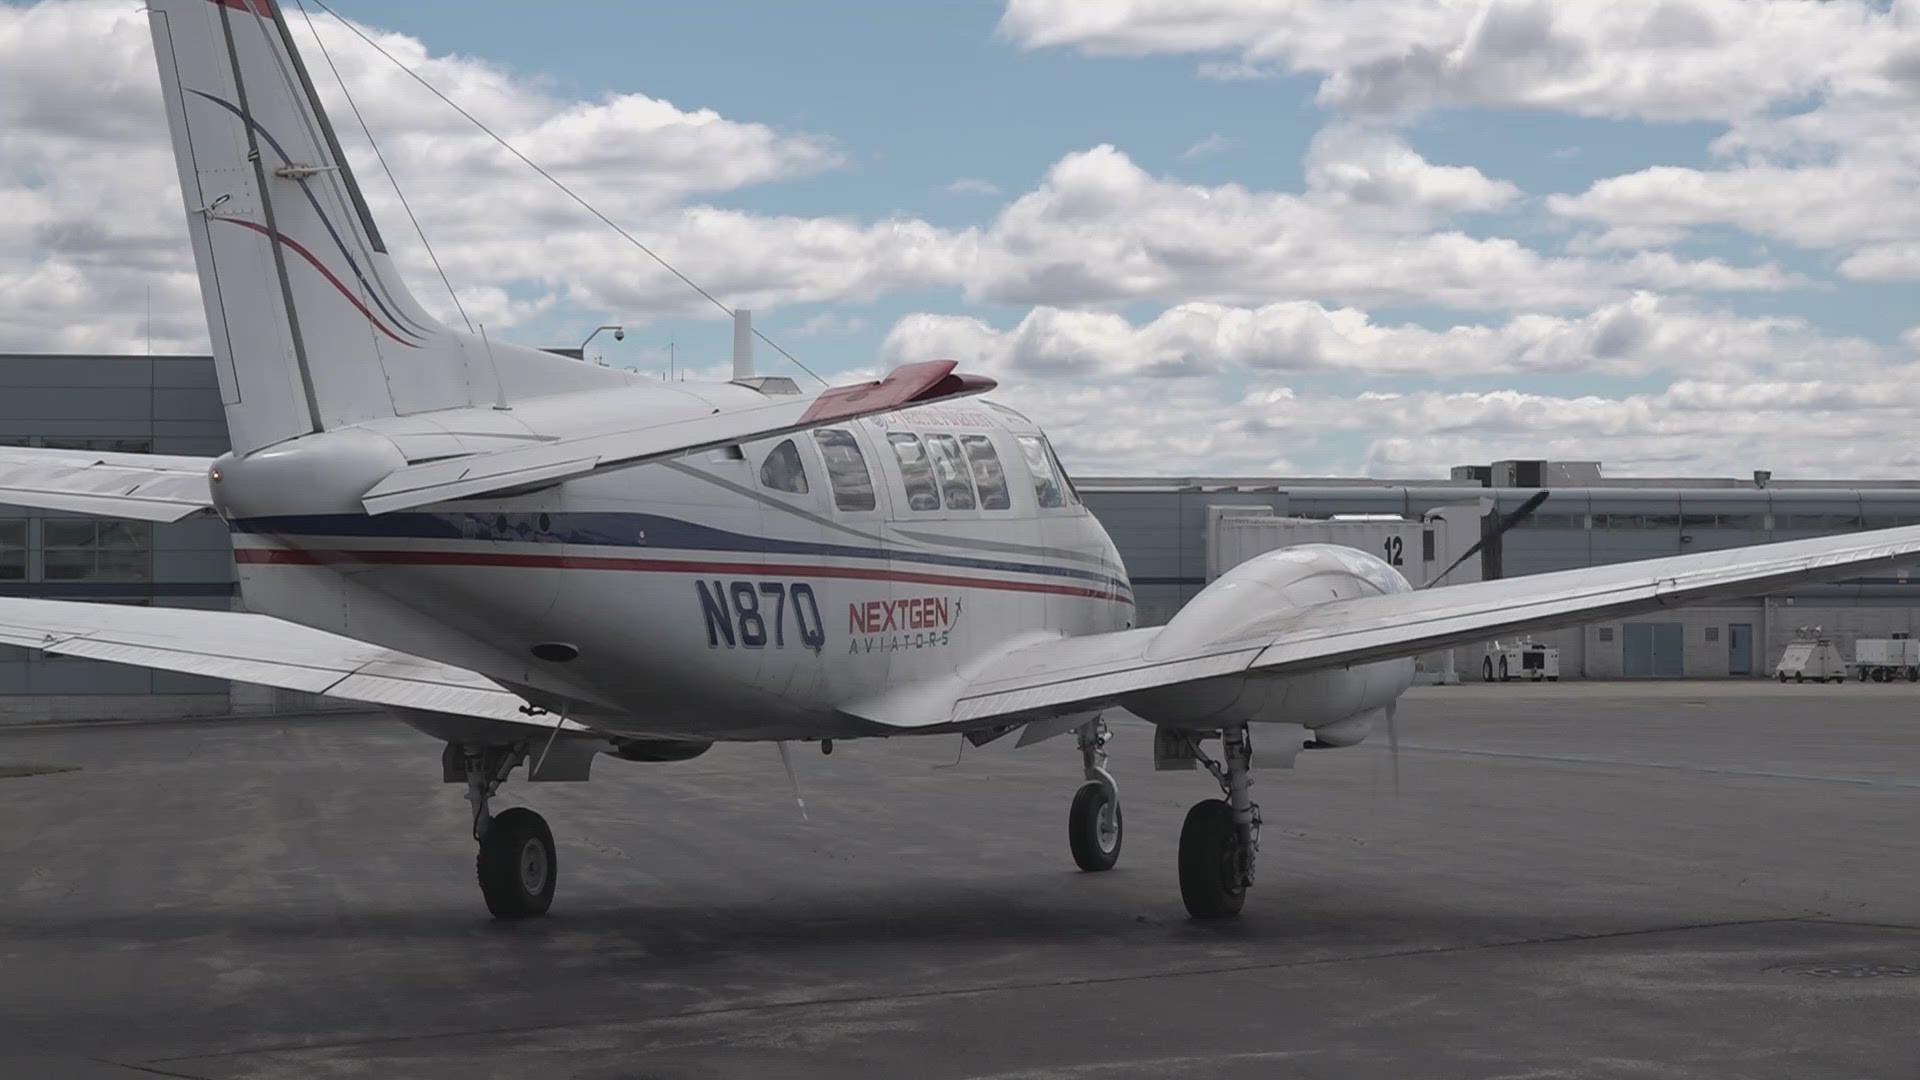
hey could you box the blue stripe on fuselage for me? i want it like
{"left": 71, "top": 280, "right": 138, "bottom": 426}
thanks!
{"left": 230, "top": 512, "right": 1134, "bottom": 596}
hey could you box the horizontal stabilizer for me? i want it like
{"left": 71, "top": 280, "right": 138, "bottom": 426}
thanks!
{"left": 360, "top": 360, "right": 994, "bottom": 514}
{"left": 0, "top": 446, "right": 214, "bottom": 522}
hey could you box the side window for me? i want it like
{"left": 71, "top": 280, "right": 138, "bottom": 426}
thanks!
{"left": 887, "top": 433, "right": 941, "bottom": 511}
{"left": 923, "top": 434, "right": 976, "bottom": 510}
{"left": 813, "top": 429, "right": 876, "bottom": 512}
{"left": 960, "top": 435, "right": 1011, "bottom": 510}
{"left": 1016, "top": 435, "right": 1064, "bottom": 509}
{"left": 1044, "top": 438, "right": 1081, "bottom": 505}
{"left": 758, "top": 439, "right": 809, "bottom": 494}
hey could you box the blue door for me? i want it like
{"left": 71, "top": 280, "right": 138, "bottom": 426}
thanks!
{"left": 1623, "top": 622, "right": 1685, "bottom": 677}
{"left": 1623, "top": 623, "right": 1653, "bottom": 677}
{"left": 1728, "top": 623, "right": 1753, "bottom": 676}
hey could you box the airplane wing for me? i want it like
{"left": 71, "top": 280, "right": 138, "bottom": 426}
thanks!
{"left": 0, "top": 446, "right": 214, "bottom": 522}
{"left": 861, "top": 524, "right": 1920, "bottom": 730}
{"left": 0, "top": 596, "right": 583, "bottom": 732}
{"left": 360, "top": 360, "right": 994, "bottom": 515}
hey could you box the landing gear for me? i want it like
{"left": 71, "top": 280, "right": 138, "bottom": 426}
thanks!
{"left": 1068, "top": 717, "right": 1122, "bottom": 871}
{"left": 461, "top": 744, "right": 556, "bottom": 919}
{"left": 1179, "top": 724, "right": 1258, "bottom": 919}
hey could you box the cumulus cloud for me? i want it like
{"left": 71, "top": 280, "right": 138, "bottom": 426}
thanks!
{"left": 883, "top": 293, "right": 1876, "bottom": 382}
{"left": 998, "top": 0, "right": 1917, "bottom": 123}
{"left": 963, "top": 145, "right": 1794, "bottom": 311}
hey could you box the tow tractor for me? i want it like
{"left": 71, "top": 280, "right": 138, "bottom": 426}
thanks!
{"left": 1482, "top": 639, "right": 1560, "bottom": 682}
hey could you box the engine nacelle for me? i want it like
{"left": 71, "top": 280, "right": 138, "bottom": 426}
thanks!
{"left": 1122, "top": 544, "right": 1416, "bottom": 739}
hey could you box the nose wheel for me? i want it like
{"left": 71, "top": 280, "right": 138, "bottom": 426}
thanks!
{"left": 1067, "top": 717, "right": 1123, "bottom": 871}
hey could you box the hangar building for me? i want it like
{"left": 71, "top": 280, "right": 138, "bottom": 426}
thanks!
{"left": 5, "top": 352, "right": 1920, "bottom": 720}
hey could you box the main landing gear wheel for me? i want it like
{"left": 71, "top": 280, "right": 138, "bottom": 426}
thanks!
{"left": 1069, "top": 781, "right": 1122, "bottom": 871}
{"left": 1069, "top": 716, "right": 1122, "bottom": 872}
{"left": 1178, "top": 798, "right": 1245, "bottom": 919}
{"left": 1176, "top": 724, "right": 1259, "bottom": 920}
{"left": 477, "top": 806, "right": 556, "bottom": 919}
{"left": 459, "top": 743, "right": 558, "bottom": 920}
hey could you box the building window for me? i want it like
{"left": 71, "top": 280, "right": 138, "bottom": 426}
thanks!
{"left": 923, "top": 434, "right": 976, "bottom": 510}
{"left": 0, "top": 520, "right": 24, "bottom": 581}
{"left": 42, "top": 520, "right": 151, "bottom": 582}
{"left": 887, "top": 433, "right": 941, "bottom": 511}
{"left": 1421, "top": 529, "right": 1436, "bottom": 561}
{"left": 39, "top": 437, "right": 155, "bottom": 454}
{"left": 812, "top": 429, "right": 875, "bottom": 512}
{"left": 961, "top": 435, "right": 1011, "bottom": 510}
{"left": 1597, "top": 626, "right": 1615, "bottom": 643}
{"left": 757, "top": 439, "right": 809, "bottom": 495}
{"left": 1016, "top": 435, "right": 1065, "bottom": 509}
{"left": 1705, "top": 626, "right": 1720, "bottom": 643}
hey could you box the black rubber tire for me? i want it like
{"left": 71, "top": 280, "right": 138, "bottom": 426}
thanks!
{"left": 1178, "top": 798, "right": 1246, "bottom": 919}
{"left": 1068, "top": 781, "right": 1122, "bottom": 872}
{"left": 1907, "top": 668, "right": 1916, "bottom": 683}
{"left": 1795, "top": 673, "right": 1805, "bottom": 683}
{"left": 1546, "top": 675, "right": 1559, "bottom": 682}
{"left": 476, "top": 806, "right": 556, "bottom": 919}
{"left": 1499, "top": 657, "right": 1511, "bottom": 682}
{"left": 1482, "top": 658, "right": 1495, "bottom": 682}
{"left": 1777, "top": 671, "right": 1787, "bottom": 683}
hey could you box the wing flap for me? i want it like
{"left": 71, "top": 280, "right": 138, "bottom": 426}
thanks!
{"left": 0, "top": 598, "right": 581, "bottom": 731}
{"left": 360, "top": 360, "right": 994, "bottom": 515}
{"left": 0, "top": 447, "right": 214, "bottom": 522}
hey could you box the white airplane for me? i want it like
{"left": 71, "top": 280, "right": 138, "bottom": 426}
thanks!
{"left": 4, "top": 0, "right": 1920, "bottom": 920}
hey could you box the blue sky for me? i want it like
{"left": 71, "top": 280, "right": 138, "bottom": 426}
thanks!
{"left": 6, "top": 1, "right": 1920, "bottom": 477}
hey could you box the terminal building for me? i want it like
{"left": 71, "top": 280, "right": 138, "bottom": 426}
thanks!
{"left": 7, "top": 352, "right": 1920, "bottom": 720}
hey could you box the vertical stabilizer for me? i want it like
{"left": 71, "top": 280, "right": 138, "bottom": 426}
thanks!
{"left": 147, "top": 0, "right": 633, "bottom": 454}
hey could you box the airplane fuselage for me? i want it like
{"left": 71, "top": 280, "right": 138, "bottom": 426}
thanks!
{"left": 211, "top": 384, "right": 1136, "bottom": 740}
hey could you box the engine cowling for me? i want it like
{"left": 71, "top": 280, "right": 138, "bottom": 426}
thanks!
{"left": 1121, "top": 544, "right": 1416, "bottom": 740}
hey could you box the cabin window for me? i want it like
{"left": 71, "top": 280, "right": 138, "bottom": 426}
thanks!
{"left": 888, "top": 433, "right": 941, "bottom": 511}
{"left": 758, "top": 439, "right": 809, "bottom": 495}
{"left": 813, "top": 429, "right": 876, "bottom": 512}
{"left": 923, "top": 434, "right": 977, "bottom": 510}
{"left": 960, "top": 435, "right": 1011, "bottom": 510}
{"left": 1016, "top": 435, "right": 1065, "bottom": 509}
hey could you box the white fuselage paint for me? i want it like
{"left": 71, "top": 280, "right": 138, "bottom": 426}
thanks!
{"left": 209, "top": 386, "right": 1410, "bottom": 743}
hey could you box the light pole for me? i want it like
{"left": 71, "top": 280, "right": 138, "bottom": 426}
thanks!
{"left": 578, "top": 324, "right": 624, "bottom": 363}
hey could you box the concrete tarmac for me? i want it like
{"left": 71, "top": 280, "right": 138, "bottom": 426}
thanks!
{"left": 1, "top": 681, "right": 1916, "bottom": 1078}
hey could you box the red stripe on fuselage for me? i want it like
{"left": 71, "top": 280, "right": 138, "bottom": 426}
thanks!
{"left": 210, "top": 0, "right": 273, "bottom": 15}
{"left": 231, "top": 547, "right": 1127, "bottom": 601}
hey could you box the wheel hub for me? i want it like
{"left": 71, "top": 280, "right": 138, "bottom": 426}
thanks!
{"left": 1097, "top": 802, "right": 1119, "bottom": 852}
{"left": 519, "top": 838, "right": 549, "bottom": 894}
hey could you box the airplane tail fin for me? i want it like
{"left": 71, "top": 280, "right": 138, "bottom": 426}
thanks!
{"left": 147, "top": 0, "right": 628, "bottom": 455}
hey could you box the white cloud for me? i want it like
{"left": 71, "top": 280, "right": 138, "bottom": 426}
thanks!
{"left": 963, "top": 145, "right": 1794, "bottom": 311}
{"left": 946, "top": 178, "right": 1002, "bottom": 196}
{"left": 882, "top": 293, "right": 1875, "bottom": 382}
{"left": 789, "top": 311, "right": 868, "bottom": 338}
{"left": 999, "top": 0, "right": 1919, "bottom": 123}
{"left": 1181, "top": 133, "right": 1234, "bottom": 160}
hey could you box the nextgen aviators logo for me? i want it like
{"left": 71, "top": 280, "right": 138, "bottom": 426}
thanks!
{"left": 848, "top": 595, "right": 963, "bottom": 653}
